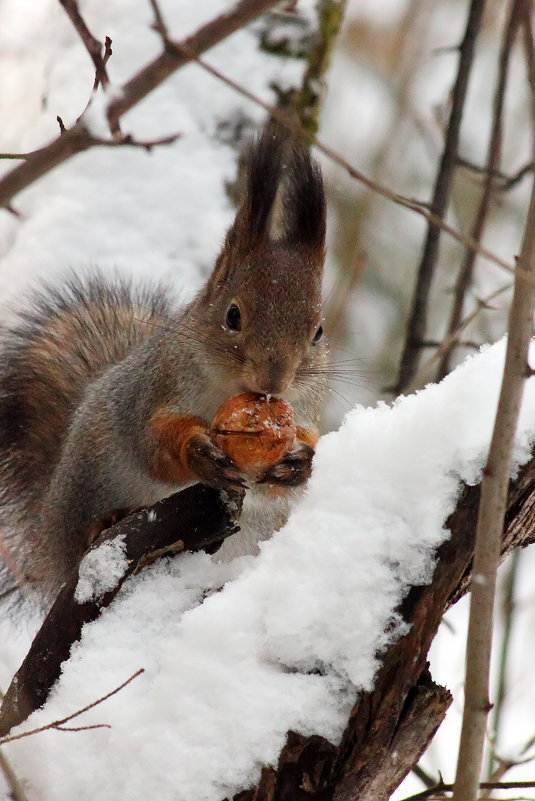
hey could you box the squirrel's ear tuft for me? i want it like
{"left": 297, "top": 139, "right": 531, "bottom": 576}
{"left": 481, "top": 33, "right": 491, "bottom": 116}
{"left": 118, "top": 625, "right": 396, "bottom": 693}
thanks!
{"left": 226, "top": 118, "right": 325, "bottom": 255}
{"left": 282, "top": 138, "right": 326, "bottom": 251}
{"left": 244, "top": 120, "right": 288, "bottom": 243}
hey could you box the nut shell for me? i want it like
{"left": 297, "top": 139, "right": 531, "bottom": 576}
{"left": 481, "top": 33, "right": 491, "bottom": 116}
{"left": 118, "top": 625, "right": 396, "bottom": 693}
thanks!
{"left": 212, "top": 392, "right": 296, "bottom": 475}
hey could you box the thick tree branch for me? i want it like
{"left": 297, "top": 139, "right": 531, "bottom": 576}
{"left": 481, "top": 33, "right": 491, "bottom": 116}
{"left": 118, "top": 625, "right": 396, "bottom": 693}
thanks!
{"left": 0, "top": 484, "right": 241, "bottom": 738}
{"left": 4, "top": 404, "right": 535, "bottom": 799}
{"left": 232, "top": 447, "right": 535, "bottom": 801}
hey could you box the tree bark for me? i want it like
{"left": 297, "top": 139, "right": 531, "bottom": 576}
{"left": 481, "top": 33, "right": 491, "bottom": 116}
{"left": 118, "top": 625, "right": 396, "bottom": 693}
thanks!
{"left": 0, "top": 484, "right": 241, "bottom": 738}
{"left": 4, "top": 448, "right": 535, "bottom": 797}
{"left": 233, "top": 455, "right": 535, "bottom": 801}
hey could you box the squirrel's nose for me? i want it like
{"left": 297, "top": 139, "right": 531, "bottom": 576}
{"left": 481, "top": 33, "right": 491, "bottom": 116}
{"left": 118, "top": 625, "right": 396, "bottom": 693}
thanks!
{"left": 249, "top": 355, "right": 294, "bottom": 396}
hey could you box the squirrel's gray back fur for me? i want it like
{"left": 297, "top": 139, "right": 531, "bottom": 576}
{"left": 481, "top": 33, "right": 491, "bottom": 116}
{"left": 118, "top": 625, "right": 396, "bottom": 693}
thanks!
{"left": 0, "top": 274, "right": 174, "bottom": 605}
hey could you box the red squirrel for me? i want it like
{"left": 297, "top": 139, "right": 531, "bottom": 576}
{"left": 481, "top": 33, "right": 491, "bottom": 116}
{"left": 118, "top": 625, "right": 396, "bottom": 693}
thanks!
{"left": 0, "top": 121, "right": 327, "bottom": 606}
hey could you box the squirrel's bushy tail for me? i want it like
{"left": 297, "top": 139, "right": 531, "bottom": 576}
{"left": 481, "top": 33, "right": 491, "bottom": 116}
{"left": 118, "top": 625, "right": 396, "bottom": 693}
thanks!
{"left": 0, "top": 272, "right": 172, "bottom": 602}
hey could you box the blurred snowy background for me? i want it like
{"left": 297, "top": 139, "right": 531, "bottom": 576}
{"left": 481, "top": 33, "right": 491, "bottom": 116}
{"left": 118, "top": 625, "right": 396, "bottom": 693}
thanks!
{"left": 1, "top": 0, "right": 535, "bottom": 799}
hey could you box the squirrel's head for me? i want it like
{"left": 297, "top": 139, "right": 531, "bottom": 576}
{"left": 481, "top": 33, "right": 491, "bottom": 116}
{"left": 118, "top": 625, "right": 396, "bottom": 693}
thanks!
{"left": 196, "top": 120, "right": 327, "bottom": 400}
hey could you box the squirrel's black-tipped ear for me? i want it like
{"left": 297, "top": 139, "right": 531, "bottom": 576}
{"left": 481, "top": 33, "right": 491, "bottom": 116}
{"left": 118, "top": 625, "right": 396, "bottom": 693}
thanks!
{"left": 243, "top": 120, "right": 288, "bottom": 242}
{"left": 282, "top": 138, "right": 326, "bottom": 251}
{"left": 226, "top": 119, "right": 325, "bottom": 255}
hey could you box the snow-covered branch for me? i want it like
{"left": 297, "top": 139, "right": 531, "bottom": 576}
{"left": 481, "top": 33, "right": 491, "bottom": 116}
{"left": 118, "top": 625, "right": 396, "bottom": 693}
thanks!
{"left": 0, "top": 485, "right": 240, "bottom": 737}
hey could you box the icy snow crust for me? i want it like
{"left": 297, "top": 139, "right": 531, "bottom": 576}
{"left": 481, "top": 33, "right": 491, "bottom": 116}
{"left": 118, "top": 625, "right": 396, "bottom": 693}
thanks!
{"left": 5, "top": 340, "right": 535, "bottom": 801}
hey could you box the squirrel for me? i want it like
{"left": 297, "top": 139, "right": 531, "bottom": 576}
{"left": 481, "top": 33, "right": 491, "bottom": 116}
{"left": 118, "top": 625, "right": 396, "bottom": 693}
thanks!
{"left": 0, "top": 121, "right": 327, "bottom": 607}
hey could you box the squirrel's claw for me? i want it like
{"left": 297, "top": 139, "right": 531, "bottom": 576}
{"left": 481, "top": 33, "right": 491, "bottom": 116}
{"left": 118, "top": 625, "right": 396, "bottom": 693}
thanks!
{"left": 256, "top": 443, "right": 314, "bottom": 488}
{"left": 187, "top": 432, "right": 247, "bottom": 492}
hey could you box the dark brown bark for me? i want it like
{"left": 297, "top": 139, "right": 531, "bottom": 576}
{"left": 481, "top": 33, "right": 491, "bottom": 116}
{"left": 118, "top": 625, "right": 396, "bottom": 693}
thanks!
{"left": 232, "top": 455, "right": 535, "bottom": 801}
{"left": 4, "top": 437, "right": 535, "bottom": 799}
{"left": 0, "top": 484, "right": 241, "bottom": 737}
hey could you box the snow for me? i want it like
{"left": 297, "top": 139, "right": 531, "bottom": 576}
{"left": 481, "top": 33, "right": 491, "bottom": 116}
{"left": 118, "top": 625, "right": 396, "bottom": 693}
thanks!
{"left": 3, "top": 339, "right": 535, "bottom": 800}
{"left": 74, "top": 536, "right": 128, "bottom": 604}
{"left": 1, "top": 0, "right": 535, "bottom": 799}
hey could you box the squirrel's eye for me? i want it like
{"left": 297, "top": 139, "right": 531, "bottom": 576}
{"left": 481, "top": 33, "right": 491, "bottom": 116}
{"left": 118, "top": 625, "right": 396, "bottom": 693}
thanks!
{"left": 312, "top": 325, "right": 323, "bottom": 344}
{"left": 226, "top": 304, "right": 242, "bottom": 331}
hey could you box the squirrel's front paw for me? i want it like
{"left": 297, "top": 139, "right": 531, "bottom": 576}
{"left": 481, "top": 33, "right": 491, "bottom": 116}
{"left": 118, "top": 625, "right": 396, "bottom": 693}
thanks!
{"left": 186, "top": 432, "right": 247, "bottom": 492}
{"left": 256, "top": 443, "right": 314, "bottom": 488}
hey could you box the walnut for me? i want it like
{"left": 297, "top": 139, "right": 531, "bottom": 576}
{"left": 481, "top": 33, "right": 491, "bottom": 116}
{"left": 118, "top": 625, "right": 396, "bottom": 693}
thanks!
{"left": 212, "top": 392, "right": 296, "bottom": 476}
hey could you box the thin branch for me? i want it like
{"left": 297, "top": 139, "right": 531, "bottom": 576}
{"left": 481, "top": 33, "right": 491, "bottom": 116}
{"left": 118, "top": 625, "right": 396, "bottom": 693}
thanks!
{"left": 0, "top": 669, "right": 143, "bottom": 746}
{"left": 521, "top": 6, "right": 535, "bottom": 108}
{"left": 91, "top": 132, "right": 181, "bottom": 150}
{"left": 0, "top": 153, "right": 33, "bottom": 161}
{"left": 59, "top": 0, "right": 110, "bottom": 89}
{"left": 0, "top": 124, "right": 184, "bottom": 212}
{"left": 412, "top": 764, "right": 440, "bottom": 790}
{"left": 0, "top": 1, "right": 515, "bottom": 279}
{"left": 437, "top": 0, "right": 524, "bottom": 380}
{"left": 76, "top": 36, "right": 115, "bottom": 127}
{"left": 0, "top": 0, "right": 281, "bottom": 210}
{"left": 457, "top": 157, "right": 534, "bottom": 190}
{"left": 402, "top": 282, "right": 512, "bottom": 393}
{"left": 393, "top": 0, "right": 486, "bottom": 394}
{"left": 452, "top": 141, "right": 535, "bottom": 801}
{"left": 401, "top": 780, "right": 535, "bottom": 801}
{"left": 147, "top": 0, "right": 170, "bottom": 41}
{"left": 105, "top": 0, "right": 282, "bottom": 132}
{"left": 177, "top": 47, "right": 514, "bottom": 275}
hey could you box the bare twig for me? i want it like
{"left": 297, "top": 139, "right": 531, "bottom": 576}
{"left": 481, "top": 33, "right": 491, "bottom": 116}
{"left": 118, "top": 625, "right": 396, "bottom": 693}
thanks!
{"left": 59, "top": 0, "right": 110, "bottom": 89}
{"left": 105, "top": 0, "right": 282, "bottom": 132}
{"left": 174, "top": 46, "right": 514, "bottom": 275}
{"left": 0, "top": 0, "right": 515, "bottom": 279}
{"left": 412, "top": 764, "right": 440, "bottom": 790}
{"left": 0, "top": 0, "right": 281, "bottom": 210}
{"left": 401, "top": 779, "right": 535, "bottom": 801}
{"left": 91, "top": 132, "right": 181, "bottom": 150}
{"left": 521, "top": 5, "right": 535, "bottom": 107}
{"left": 404, "top": 283, "right": 512, "bottom": 392}
{"left": 437, "top": 0, "right": 524, "bottom": 380}
{"left": 0, "top": 669, "right": 143, "bottom": 746}
{"left": 0, "top": 124, "right": 184, "bottom": 212}
{"left": 148, "top": 0, "right": 170, "bottom": 41}
{"left": 457, "top": 157, "right": 534, "bottom": 191}
{"left": 452, "top": 160, "right": 535, "bottom": 801}
{"left": 0, "top": 153, "right": 33, "bottom": 161}
{"left": 393, "top": 0, "right": 486, "bottom": 394}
